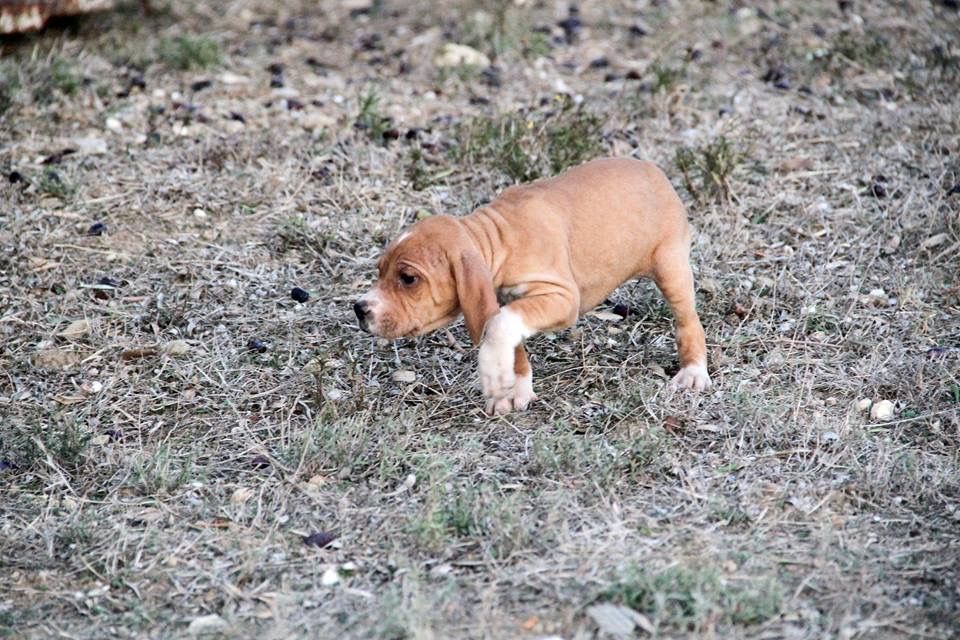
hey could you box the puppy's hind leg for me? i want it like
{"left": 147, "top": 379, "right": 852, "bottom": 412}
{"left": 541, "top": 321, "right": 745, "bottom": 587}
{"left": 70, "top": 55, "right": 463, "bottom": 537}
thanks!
{"left": 652, "top": 241, "right": 712, "bottom": 391}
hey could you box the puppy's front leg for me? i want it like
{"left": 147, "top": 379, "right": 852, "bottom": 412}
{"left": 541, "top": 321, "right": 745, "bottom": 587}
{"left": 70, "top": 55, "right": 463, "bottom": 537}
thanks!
{"left": 479, "top": 291, "right": 578, "bottom": 415}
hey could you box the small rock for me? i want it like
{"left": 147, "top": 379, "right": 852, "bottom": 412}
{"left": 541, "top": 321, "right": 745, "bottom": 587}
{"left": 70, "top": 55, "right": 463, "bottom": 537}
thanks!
{"left": 921, "top": 232, "right": 949, "bottom": 249}
{"left": 219, "top": 71, "right": 250, "bottom": 85}
{"left": 162, "top": 340, "right": 191, "bottom": 356}
{"left": 392, "top": 369, "right": 417, "bottom": 383}
{"left": 105, "top": 117, "right": 123, "bottom": 133}
{"left": 187, "top": 614, "right": 228, "bottom": 635}
{"left": 250, "top": 454, "right": 271, "bottom": 469}
{"left": 80, "top": 380, "right": 103, "bottom": 395}
{"left": 303, "top": 531, "right": 337, "bottom": 548}
{"left": 190, "top": 79, "right": 212, "bottom": 92}
{"left": 870, "top": 399, "right": 895, "bottom": 421}
{"left": 193, "top": 208, "right": 207, "bottom": 219}
{"left": 300, "top": 112, "right": 336, "bottom": 132}
{"left": 434, "top": 43, "right": 490, "bottom": 68}
{"left": 320, "top": 566, "right": 340, "bottom": 586}
{"left": 856, "top": 398, "right": 873, "bottom": 412}
{"left": 247, "top": 338, "right": 268, "bottom": 353}
{"left": 90, "top": 434, "right": 110, "bottom": 446}
{"left": 231, "top": 487, "right": 254, "bottom": 505}
{"left": 88, "top": 222, "right": 107, "bottom": 236}
{"left": 290, "top": 287, "right": 310, "bottom": 303}
{"left": 73, "top": 136, "right": 108, "bottom": 155}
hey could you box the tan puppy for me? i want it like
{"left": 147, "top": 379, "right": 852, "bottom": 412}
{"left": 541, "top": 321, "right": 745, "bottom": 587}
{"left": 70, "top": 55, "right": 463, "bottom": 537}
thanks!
{"left": 354, "top": 157, "right": 711, "bottom": 414}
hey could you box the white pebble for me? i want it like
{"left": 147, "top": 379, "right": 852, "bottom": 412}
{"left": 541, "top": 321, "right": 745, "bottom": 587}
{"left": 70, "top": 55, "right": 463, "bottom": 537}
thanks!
{"left": 870, "top": 399, "right": 895, "bottom": 421}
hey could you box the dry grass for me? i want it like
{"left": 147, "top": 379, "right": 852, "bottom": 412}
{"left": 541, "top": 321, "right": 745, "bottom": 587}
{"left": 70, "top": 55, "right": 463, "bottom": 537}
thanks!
{"left": 1, "top": 1, "right": 959, "bottom": 638}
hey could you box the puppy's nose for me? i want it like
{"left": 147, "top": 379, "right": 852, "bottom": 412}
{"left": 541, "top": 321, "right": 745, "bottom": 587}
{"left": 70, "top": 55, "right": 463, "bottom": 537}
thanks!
{"left": 353, "top": 300, "right": 371, "bottom": 327}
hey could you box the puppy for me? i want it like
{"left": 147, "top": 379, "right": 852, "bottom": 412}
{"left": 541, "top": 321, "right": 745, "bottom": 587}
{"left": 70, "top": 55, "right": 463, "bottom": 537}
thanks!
{"left": 355, "top": 157, "right": 711, "bottom": 414}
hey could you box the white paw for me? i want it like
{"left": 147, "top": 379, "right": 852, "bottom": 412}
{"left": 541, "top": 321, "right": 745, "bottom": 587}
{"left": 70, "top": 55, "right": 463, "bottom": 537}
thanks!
{"left": 485, "top": 372, "right": 537, "bottom": 415}
{"left": 479, "top": 338, "right": 516, "bottom": 401}
{"left": 670, "top": 363, "right": 712, "bottom": 392}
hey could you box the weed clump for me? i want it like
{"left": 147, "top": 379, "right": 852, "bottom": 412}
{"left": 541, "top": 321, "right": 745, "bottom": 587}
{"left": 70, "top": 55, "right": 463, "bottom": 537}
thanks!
{"left": 603, "top": 564, "right": 783, "bottom": 631}
{"left": 0, "top": 63, "right": 19, "bottom": 115}
{"left": 674, "top": 136, "right": 743, "bottom": 203}
{"left": 354, "top": 89, "right": 393, "bottom": 144}
{"left": 158, "top": 36, "right": 221, "bottom": 70}
{"left": 456, "top": 95, "right": 603, "bottom": 183}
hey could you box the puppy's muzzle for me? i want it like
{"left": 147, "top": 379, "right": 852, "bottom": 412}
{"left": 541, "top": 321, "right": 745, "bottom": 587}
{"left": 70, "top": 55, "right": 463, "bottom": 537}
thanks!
{"left": 354, "top": 299, "right": 372, "bottom": 332}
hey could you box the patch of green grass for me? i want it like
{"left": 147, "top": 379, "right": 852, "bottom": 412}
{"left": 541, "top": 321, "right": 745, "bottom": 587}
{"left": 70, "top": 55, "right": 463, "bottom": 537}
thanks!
{"left": 832, "top": 29, "right": 890, "bottom": 68}
{"left": 50, "top": 58, "right": 82, "bottom": 95}
{"left": 273, "top": 215, "right": 336, "bottom": 257}
{"left": 603, "top": 564, "right": 783, "bottom": 631}
{"left": 31, "top": 58, "right": 82, "bottom": 104}
{"left": 0, "top": 62, "right": 21, "bottom": 115}
{"left": 3, "top": 421, "right": 91, "bottom": 471}
{"left": 411, "top": 480, "right": 533, "bottom": 556}
{"left": 458, "top": 0, "right": 547, "bottom": 60}
{"left": 948, "top": 383, "right": 960, "bottom": 404}
{"left": 37, "top": 168, "right": 74, "bottom": 200}
{"left": 457, "top": 95, "right": 603, "bottom": 183}
{"left": 284, "top": 414, "right": 431, "bottom": 485}
{"left": 54, "top": 517, "right": 94, "bottom": 555}
{"left": 355, "top": 89, "right": 393, "bottom": 144}
{"left": 530, "top": 427, "right": 665, "bottom": 484}
{"left": 405, "top": 147, "right": 452, "bottom": 191}
{"left": 650, "top": 60, "right": 686, "bottom": 92}
{"left": 674, "top": 136, "right": 744, "bottom": 203}
{"left": 157, "top": 35, "right": 221, "bottom": 70}
{"left": 130, "top": 444, "right": 193, "bottom": 494}
{"left": 925, "top": 44, "right": 960, "bottom": 81}
{"left": 803, "top": 310, "right": 840, "bottom": 335}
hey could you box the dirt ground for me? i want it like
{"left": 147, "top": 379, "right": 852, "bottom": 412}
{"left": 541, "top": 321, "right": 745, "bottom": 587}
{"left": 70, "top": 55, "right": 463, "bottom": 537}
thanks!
{"left": 1, "top": 0, "right": 959, "bottom": 638}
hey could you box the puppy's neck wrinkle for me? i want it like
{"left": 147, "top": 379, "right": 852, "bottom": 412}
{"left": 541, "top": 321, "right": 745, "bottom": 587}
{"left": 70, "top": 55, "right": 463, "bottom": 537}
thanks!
{"left": 460, "top": 206, "right": 507, "bottom": 285}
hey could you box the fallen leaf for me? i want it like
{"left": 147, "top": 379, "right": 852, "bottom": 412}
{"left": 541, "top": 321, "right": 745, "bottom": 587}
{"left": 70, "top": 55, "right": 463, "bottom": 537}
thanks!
{"left": 231, "top": 487, "right": 254, "bottom": 505}
{"left": 59, "top": 319, "right": 92, "bottom": 338}
{"left": 586, "top": 603, "right": 654, "bottom": 637}
{"left": 187, "top": 613, "right": 228, "bottom": 635}
{"left": 120, "top": 347, "right": 159, "bottom": 360}
{"left": 590, "top": 311, "right": 623, "bottom": 322}
{"left": 520, "top": 615, "right": 540, "bottom": 631}
{"left": 34, "top": 348, "right": 84, "bottom": 370}
{"left": 777, "top": 156, "right": 815, "bottom": 172}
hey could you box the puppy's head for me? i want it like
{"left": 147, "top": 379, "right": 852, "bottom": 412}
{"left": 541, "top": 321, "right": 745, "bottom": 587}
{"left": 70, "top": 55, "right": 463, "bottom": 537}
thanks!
{"left": 355, "top": 215, "right": 495, "bottom": 341}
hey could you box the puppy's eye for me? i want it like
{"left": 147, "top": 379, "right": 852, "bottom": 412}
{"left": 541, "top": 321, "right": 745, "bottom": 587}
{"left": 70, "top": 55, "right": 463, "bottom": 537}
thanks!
{"left": 399, "top": 272, "right": 418, "bottom": 287}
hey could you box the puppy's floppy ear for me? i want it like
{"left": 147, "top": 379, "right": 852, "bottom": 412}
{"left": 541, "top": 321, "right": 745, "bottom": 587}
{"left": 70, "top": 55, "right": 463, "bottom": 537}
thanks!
{"left": 451, "top": 248, "right": 499, "bottom": 346}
